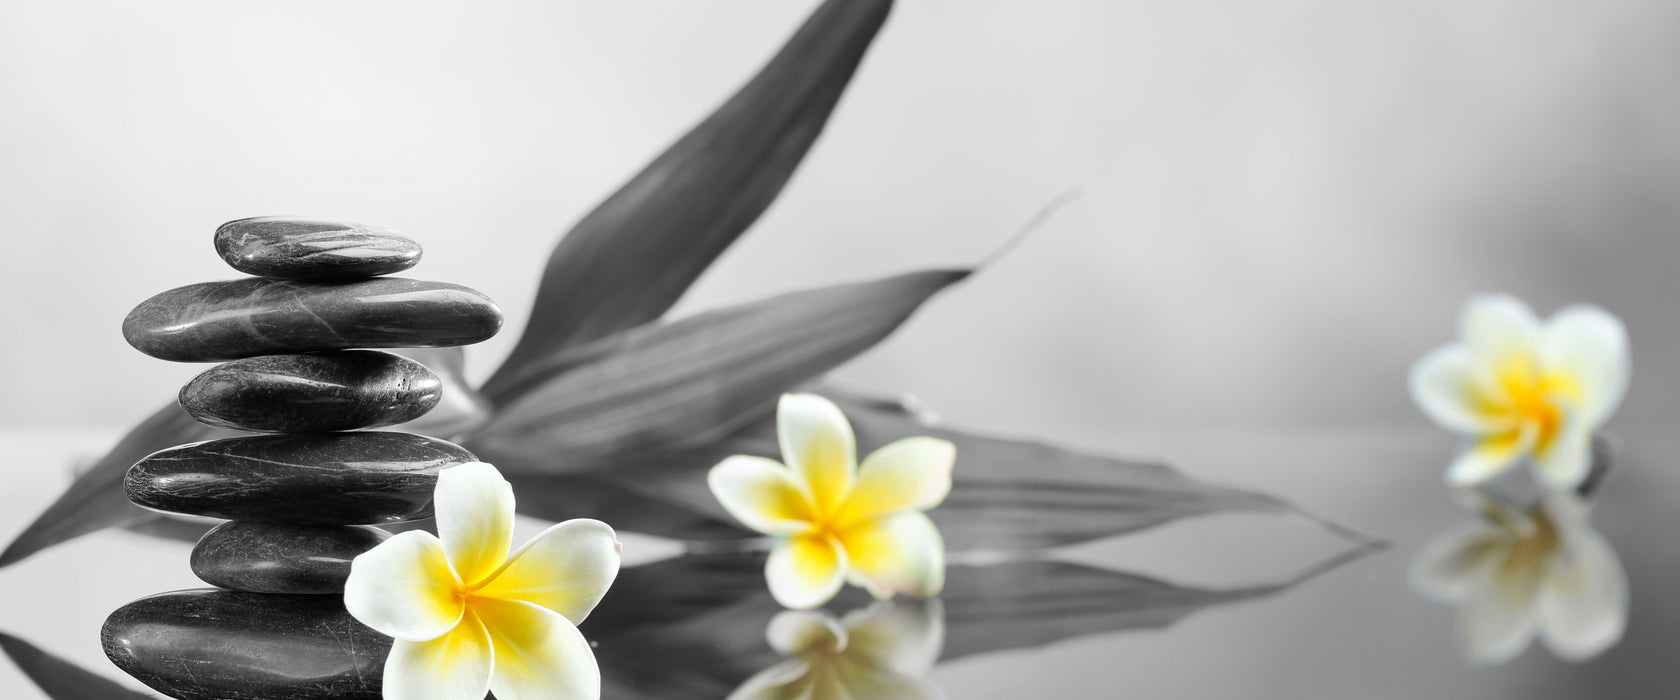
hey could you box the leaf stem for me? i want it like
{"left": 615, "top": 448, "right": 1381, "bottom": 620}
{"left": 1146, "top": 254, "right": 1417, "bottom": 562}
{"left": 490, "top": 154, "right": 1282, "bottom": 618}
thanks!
{"left": 1574, "top": 433, "right": 1616, "bottom": 500}
{"left": 977, "top": 188, "right": 1083, "bottom": 270}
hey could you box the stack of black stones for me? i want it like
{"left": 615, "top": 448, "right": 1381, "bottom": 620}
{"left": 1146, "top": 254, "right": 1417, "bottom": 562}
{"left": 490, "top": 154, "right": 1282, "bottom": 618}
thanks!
{"left": 100, "top": 217, "right": 503, "bottom": 700}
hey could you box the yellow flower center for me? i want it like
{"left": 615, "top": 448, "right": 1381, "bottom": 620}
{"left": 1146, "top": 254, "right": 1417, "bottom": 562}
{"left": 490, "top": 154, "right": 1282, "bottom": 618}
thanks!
{"left": 453, "top": 573, "right": 497, "bottom": 609}
{"left": 802, "top": 517, "right": 844, "bottom": 548}
{"left": 1489, "top": 352, "right": 1581, "bottom": 448}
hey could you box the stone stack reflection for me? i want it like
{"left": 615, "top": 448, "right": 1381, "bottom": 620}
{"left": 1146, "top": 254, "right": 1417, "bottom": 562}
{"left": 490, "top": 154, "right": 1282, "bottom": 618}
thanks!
{"left": 101, "top": 217, "right": 503, "bottom": 700}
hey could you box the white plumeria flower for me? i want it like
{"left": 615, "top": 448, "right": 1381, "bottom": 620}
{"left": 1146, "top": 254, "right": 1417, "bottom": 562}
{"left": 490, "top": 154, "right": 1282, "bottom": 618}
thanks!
{"left": 1409, "top": 294, "right": 1628, "bottom": 489}
{"left": 1410, "top": 489, "right": 1628, "bottom": 664}
{"left": 344, "top": 462, "right": 621, "bottom": 700}
{"left": 708, "top": 393, "right": 955, "bottom": 609}
{"left": 727, "top": 600, "right": 945, "bottom": 700}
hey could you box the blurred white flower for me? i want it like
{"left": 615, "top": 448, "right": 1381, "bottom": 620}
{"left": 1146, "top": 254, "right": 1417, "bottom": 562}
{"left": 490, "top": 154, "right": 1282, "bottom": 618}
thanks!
{"left": 1410, "top": 489, "right": 1627, "bottom": 664}
{"left": 728, "top": 600, "right": 945, "bottom": 700}
{"left": 1410, "top": 294, "right": 1628, "bottom": 489}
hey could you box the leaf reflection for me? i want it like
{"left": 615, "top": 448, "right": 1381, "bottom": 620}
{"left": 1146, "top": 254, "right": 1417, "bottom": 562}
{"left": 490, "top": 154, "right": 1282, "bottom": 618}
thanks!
{"left": 0, "top": 402, "right": 240, "bottom": 568}
{"left": 0, "top": 543, "right": 1373, "bottom": 700}
{"left": 584, "top": 545, "right": 1376, "bottom": 699}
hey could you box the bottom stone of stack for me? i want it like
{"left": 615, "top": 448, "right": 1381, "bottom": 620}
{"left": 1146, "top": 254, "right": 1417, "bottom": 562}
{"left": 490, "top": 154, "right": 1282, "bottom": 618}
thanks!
{"left": 191, "top": 521, "right": 391, "bottom": 594}
{"left": 102, "top": 589, "right": 390, "bottom": 700}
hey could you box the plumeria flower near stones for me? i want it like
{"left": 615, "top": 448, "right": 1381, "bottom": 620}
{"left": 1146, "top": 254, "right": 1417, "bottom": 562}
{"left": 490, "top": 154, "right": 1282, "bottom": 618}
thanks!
{"left": 344, "top": 462, "right": 621, "bottom": 700}
{"left": 1409, "top": 294, "right": 1629, "bottom": 490}
{"left": 1410, "top": 488, "right": 1628, "bottom": 664}
{"left": 708, "top": 393, "right": 955, "bottom": 609}
{"left": 728, "top": 600, "right": 946, "bottom": 700}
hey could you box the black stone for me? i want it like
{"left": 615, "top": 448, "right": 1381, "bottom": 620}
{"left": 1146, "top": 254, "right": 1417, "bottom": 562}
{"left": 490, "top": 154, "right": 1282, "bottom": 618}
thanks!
{"left": 180, "top": 351, "right": 443, "bottom": 432}
{"left": 126, "top": 432, "right": 473, "bottom": 524}
{"left": 103, "top": 589, "right": 389, "bottom": 700}
{"left": 122, "top": 277, "right": 503, "bottom": 362}
{"left": 192, "top": 522, "right": 391, "bottom": 594}
{"left": 215, "top": 216, "right": 423, "bottom": 281}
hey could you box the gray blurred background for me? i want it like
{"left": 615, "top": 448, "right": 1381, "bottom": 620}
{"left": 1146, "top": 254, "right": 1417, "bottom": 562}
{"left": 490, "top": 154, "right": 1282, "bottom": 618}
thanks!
{"left": 2, "top": 1, "right": 1679, "bottom": 698}
{"left": 3, "top": 0, "right": 1676, "bottom": 437}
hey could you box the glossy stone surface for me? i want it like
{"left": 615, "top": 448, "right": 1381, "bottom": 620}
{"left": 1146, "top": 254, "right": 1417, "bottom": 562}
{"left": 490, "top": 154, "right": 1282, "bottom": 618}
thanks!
{"left": 179, "top": 351, "right": 442, "bottom": 432}
{"left": 191, "top": 522, "right": 391, "bottom": 594}
{"left": 126, "top": 432, "right": 474, "bottom": 524}
{"left": 214, "top": 216, "right": 422, "bottom": 281}
{"left": 103, "top": 589, "right": 389, "bottom": 700}
{"left": 123, "top": 277, "right": 503, "bottom": 362}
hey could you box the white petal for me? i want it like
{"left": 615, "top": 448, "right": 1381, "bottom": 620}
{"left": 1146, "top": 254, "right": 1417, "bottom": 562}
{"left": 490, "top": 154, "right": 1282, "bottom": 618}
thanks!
{"left": 475, "top": 518, "right": 621, "bottom": 625}
{"left": 839, "top": 599, "right": 945, "bottom": 677}
{"left": 1409, "top": 346, "right": 1516, "bottom": 434}
{"left": 380, "top": 610, "right": 494, "bottom": 700}
{"left": 436, "top": 462, "right": 516, "bottom": 586}
{"left": 708, "top": 455, "right": 817, "bottom": 536}
{"left": 778, "top": 394, "right": 857, "bottom": 519}
{"left": 838, "top": 438, "right": 955, "bottom": 527}
{"left": 1446, "top": 422, "right": 1537, "bottom": 486}
{"left": 343, "top": 531, "right": 464, "bottom": 642}
{"left": 1409, "top": 526, "right": 1504, "bottom": 602}
{"left": 1537, "top": 520, "right": 1628, "bottom": 661}
{"left": 1460, "top": 565, "right": 1542, "bottom": 664}
{"left": 1462, "top": 294, "right": 1542, "bottom": 370}
{"left": 1540, "top": 305, "right": 1629, "bottom": 428}
{"left": 836, "top": 511, "right": 946, "bottom": 600}
{"left": 475, "top": 597, "right": 600, "bottom": 700}
{"left": 1531, "top": 427, "right": 1592, "bottom": 491}
{"left": 766, "top": 535, "right": 847, "bottom": 610}
{"left": 765, "top": 610, "right": 847, "bottom": 655}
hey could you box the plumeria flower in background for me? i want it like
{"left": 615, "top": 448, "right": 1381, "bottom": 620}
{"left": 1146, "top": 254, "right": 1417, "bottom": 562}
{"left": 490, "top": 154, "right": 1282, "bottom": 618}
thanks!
{"left": 1409, "top": 294, "right": 1629, "bottom": 489}
{"left": 344, "top": 462, "right": 621, "bottom": 700}
{"left": 708, "top": 393, "right": 955, "bottom": 609}
{"left": 1410, "top": 488, "right": 1627, "bottom": 664}
{"left": 728, "top": 600, "right": 946, "bottom": 700}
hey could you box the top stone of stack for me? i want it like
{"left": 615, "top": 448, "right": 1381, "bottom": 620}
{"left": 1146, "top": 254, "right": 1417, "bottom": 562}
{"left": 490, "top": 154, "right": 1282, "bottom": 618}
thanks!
{"left": 214, "top": 217, "right": 422, "bottom": 281}
{"left": 122, "top": 217, "right": 502, "bottom": 362}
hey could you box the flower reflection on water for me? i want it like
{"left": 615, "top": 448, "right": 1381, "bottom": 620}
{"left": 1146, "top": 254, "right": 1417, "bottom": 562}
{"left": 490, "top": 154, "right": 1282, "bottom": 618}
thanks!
{"left": 727, "top": 600, "right": 944, "bottom": 700}
{"left": 1410, "top": 488, "right": 1628, "bottom": 664}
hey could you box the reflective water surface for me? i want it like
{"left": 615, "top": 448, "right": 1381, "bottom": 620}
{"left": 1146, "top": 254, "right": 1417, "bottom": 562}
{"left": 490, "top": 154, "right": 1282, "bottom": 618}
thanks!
{"left": 1, "top": 426, "right": 1675, "bottom": 699}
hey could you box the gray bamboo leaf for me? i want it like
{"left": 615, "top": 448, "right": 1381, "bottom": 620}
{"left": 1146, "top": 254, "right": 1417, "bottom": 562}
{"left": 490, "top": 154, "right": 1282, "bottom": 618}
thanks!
{"left": 482, "top": 0, "right": 895, "bottom": 404}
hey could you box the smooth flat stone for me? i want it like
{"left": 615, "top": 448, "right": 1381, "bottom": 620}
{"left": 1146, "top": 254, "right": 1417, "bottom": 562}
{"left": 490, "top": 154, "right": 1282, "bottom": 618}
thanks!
{"left": 103, "top": 589, "right": 389, "bottom": 700}
{"left": 215, "top": 216, "right": 422, "bottom": 281}
{"left": 191, "top": 522, "right": 391, "bottom": 594}
{"left": 123, "top": 277, "right": 503, "bottom": 362}
{"left": 180, "top": 351, "right": 443, "bottom": 432}
{"left": 126, "top": 432, "right": 473, "bottom": 524}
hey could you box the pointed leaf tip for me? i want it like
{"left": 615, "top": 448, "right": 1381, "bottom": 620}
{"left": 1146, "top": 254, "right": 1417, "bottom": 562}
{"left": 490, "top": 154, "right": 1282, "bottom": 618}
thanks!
{"left": 0, "top": 402, "right": 235, "bottom": 569}
{"left": 0, "top": 629, "right": 154, "bottom": 699}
